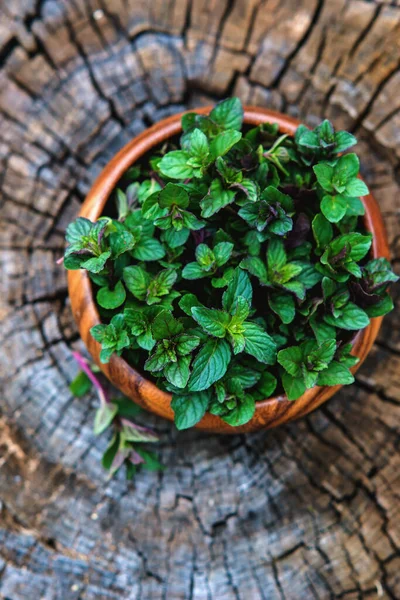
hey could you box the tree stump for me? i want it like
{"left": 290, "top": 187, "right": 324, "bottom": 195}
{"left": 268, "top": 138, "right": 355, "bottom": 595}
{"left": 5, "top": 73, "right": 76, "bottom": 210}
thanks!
{"left": 1, "top": 1, "right": 400, "bottom": 598}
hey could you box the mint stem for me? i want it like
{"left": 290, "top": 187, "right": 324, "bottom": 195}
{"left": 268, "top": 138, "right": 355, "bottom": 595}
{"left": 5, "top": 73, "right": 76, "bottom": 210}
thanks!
{"left": 72, "top": 351, "right": 110, "bottom": 406}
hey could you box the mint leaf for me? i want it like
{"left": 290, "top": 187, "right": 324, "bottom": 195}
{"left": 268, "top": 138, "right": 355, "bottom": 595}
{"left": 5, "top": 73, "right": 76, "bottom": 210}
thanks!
{"left": 191, "top": 307, "right": 229, "bottom": 337}
{"left": 151, "top": 310, "right": 183, "bottom": 340}
{"left": 222, "top": 268, "right": 252, "bottom": 312}
{"left": 325, "top": 302, "right": 369, "bottom": 330}
{"left": 159, "top": 150, "right": 193, "bottom": 179}
{"left": 267, "top": 239, "right": 286, "bottom": 271}
{"left": 312, "top": 213, "right": 333, "bottom": 248}
{"left": 269, "top": 291, "right": 295, "bottom": 324}
{"left": 214, "top": 242, "right": 234, "bottom": 267}
{"left": 321, "top": 195, "right": 347, "bottom": 223}
{"left": 222, "top": 395, "right": 255, "bottom": 427}
{"left": 313, "top": 163, "right": 334, "bottom": 192}
{"left": 171, "top": 392, "right": 210, "bottom": 430}
{"left": 345, "top": 178, "right": 369, "bottom": 197}
{"left": 317, "top": 361, "right": 354, "bottom": 385}
{"left": 240, "top": 257, "right": 268, "bottom": 283}
{"left": 123, "top": 265, "right": 150, "bottom": 301}
{"left": 94, "top": 402, "right": 118, "bottom": 435}
{"left": 81, "top": 251, "right": 111, "bottom": 273}
{"left": 182, "top": 262, "right": 207, "bottom": 280}
{"left": 242, "top": 322, "right": 277, "bottom": 365}
{"left": 209, "top": 97, "right": 244, "bottom": 131}
{"left": 200, "top": 179, "right": 236, "bottom": 218}
{"left": 158, "top": 183, "right": 189, "bottom": 208}
{"left": 282, "top": 372, "right": 306, "bottom": 400}
{"left": 69, "top": 371, "right": 92, "bottom": 397}
{"left": 277, "top": 346, "right": 303, "bottom": 376}
{"left": 188, "top": 339, "right": 231, "bottom": 391}
{"left": 164, "top": 355, "right": 191, "bottom": 388}
{"left": 97, "top": 281, "right": 126, "bottom": 309}
{"left": 132, "top": 238, "right": 165, "bottom": 261}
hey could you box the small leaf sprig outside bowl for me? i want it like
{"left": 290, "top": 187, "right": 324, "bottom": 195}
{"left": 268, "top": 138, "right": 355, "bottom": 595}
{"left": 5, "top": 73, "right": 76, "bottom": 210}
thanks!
{"left": 67, "top": 100, "right": 396, "bottom": 434}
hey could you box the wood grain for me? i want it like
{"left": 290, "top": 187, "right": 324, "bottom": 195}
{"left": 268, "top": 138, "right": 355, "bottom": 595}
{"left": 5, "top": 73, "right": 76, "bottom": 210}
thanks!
{"left": 1, "top": 1, "right": 400, "bottom": 598}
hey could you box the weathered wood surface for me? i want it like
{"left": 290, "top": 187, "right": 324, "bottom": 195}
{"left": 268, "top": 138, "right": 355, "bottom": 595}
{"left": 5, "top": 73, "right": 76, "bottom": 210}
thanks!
{"left": 1, "top": 1, "right": 400, "bottom": 598}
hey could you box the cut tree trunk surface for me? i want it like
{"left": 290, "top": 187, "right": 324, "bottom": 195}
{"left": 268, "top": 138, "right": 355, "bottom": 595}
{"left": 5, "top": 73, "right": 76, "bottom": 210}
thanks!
{"left": 0, "top": 1, "right": 400, "bottom": 599}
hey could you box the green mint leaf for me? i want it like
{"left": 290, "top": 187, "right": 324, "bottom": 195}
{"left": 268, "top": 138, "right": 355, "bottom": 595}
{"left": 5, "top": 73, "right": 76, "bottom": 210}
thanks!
{"left": 178, "top": 293, "right": 203, "bottom": 316}
{"left": 222, "top": 268, "right": 253, "bottom": 312}
{"left": 182, "top": 262, "right": 207, "bottom": 280}
{"left": 112, "top": 396, "right": 143, "bottom": 419}
{"left": 209, "top": 97, "right": 244, "bottom": 131}
{"left": 123, "top": 265, "right": 150, "bottom": 301}
{"left": 121, "top": 423, "right": 159, "bottom": 443}
{"left": 151, "top": 310, "right": 184, "bottom": 340}
{"left": 222, "top": 395, "right": 255, "bottom": 427}
{"left": 230, "top": 296, "right": 250, "bottom": 322}
{"left": 325, "top": 302, "right": 369, "bottom": 330}
{"left": 320, "top": 194, "right": 348, "bottom": 223}
{"left": 158, "top": 183, "right": 189, "bottom": 208}
{"left": 310, "top": 317, "right": 337, "bottom": 344}
{"left": 335, "top": 131, "right": 357, "bottom": 153}
{"left": 171, "top": 391, "right": 210, "bottom": 430}
{"left": 101, "top": 434, "right": 120, "bottom": 471}
{"left": 65, "top": 217, "right": 93, "bottom": 244}
{"left": 240, "top": 257, "right": 268, "bottom": 283}
{"left": 188, "top": 339, "right": 231, "bottom": 391}
{"left": 138, "top": 179, "right": 162, "bottom": 203}
{"left": 109, "top": 230, "right": 136, "bottom": 258}
{"left": 242, "top": 322, "right": 277, "bottom": 365}
{"left": 69, "top": 371, "right": 92, "bottom": 397}
{"left": 196, "top": 244, "right": 215, "bottom": 270}
{"left": 308, "top": 339, "right": 336, "bottom": 370}
{"left": 131, "top": 237, "right": 166, "bottom": 261}
{"left": 81, "top": 251, "right": 111, "bottom": 273}
{"left": 313, "top": 163, "right": 334, "bottom": 192}
{"left": 277, "top": 346, "right": 303, "bottom": 377}
{"left": 253, "top": 371, "right": 277, "bottom": 400}
{"left": 97, "top": 281, "right": 126, "bottom": 309}
{"left": 162, "top": 227, "right": 190, "bottom": 248}
{"left": 231, "top": 178, "right": 259, "bottom": 202}
{"left": 267, "top": 239, "right": 286, "bottom": 271}
{"left": 144, "top": 345, "right": 171, "bottom": 372}
{"left": 191, "top": 307, "right": 229, "bottom": 337}
{"left": 312, "top": 213, "right": 333, "bottom": 248}
{"left": 282, "top": 372, "right": 306, "bottom": 401}
{"left": 175, "top": 334, "right": 201, "bottom": 356}
{"left": 317, "top": 361, "right": 354, "bottom": 386}
{"left": 135, "top": 447, "right": 163, "bottom": 471}
{"left": 200, "top": 178, "right": 236, "bottom": 218}
{"left": 365, "top": 294, "right": 394, "bottom": 318}
{"left": 94, "top": 402, "right": 118, "bottom": 435}
{"left": 269, "top": 291, "right": 295, "bottom": 324}
{"left": 346, "top": 197, "right": 365, "bottom": 216}
{"left": 344, "top": 178, "right": 369, "bottom": 197}
{"left": 180, "top": 210, "right": 206, "bottom": 231}
{"left": 335, "top": 152, "right": 359, "bottom": 179}
{"left": 159, "top": 150, "right": 193, "bottom": 179}
{"left": 209, "top": 130, "right": 242, "bottom": 159}
{"left": 164, "top": 355, "right": 191, "bottom": 388}
{"left": 184, "top": 128, "right": 209, "bottom": 163}
{"left": 213, "top": 242, "right": 234, "bottom": 267}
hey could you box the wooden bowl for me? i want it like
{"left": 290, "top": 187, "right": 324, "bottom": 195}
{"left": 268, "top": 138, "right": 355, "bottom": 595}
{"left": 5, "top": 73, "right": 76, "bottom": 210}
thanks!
{"left": 68, "top": 107, "right": 390, "bottom": 434}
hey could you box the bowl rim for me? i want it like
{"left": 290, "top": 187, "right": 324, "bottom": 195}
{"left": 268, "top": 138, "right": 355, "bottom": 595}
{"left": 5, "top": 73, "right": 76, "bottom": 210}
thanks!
{"left": 68, "top": 106, "right": 390, "bottom": 433}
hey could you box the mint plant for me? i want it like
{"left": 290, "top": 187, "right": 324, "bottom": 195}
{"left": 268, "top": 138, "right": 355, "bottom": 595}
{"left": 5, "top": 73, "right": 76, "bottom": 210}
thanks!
{"left": 64, "top": 98, "right": 398, "bottom": 430}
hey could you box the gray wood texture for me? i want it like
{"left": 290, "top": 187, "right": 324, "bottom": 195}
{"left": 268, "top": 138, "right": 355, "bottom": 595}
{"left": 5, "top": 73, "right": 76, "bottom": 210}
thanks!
{"left": 1, "top": 1, "right": 400, "bottom": 598}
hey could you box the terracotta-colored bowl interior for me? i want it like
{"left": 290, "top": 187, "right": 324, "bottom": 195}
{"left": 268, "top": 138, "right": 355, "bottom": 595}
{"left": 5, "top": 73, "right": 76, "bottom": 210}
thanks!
{"left": 68, "top": 106, "right": 390, "bottom": 434}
